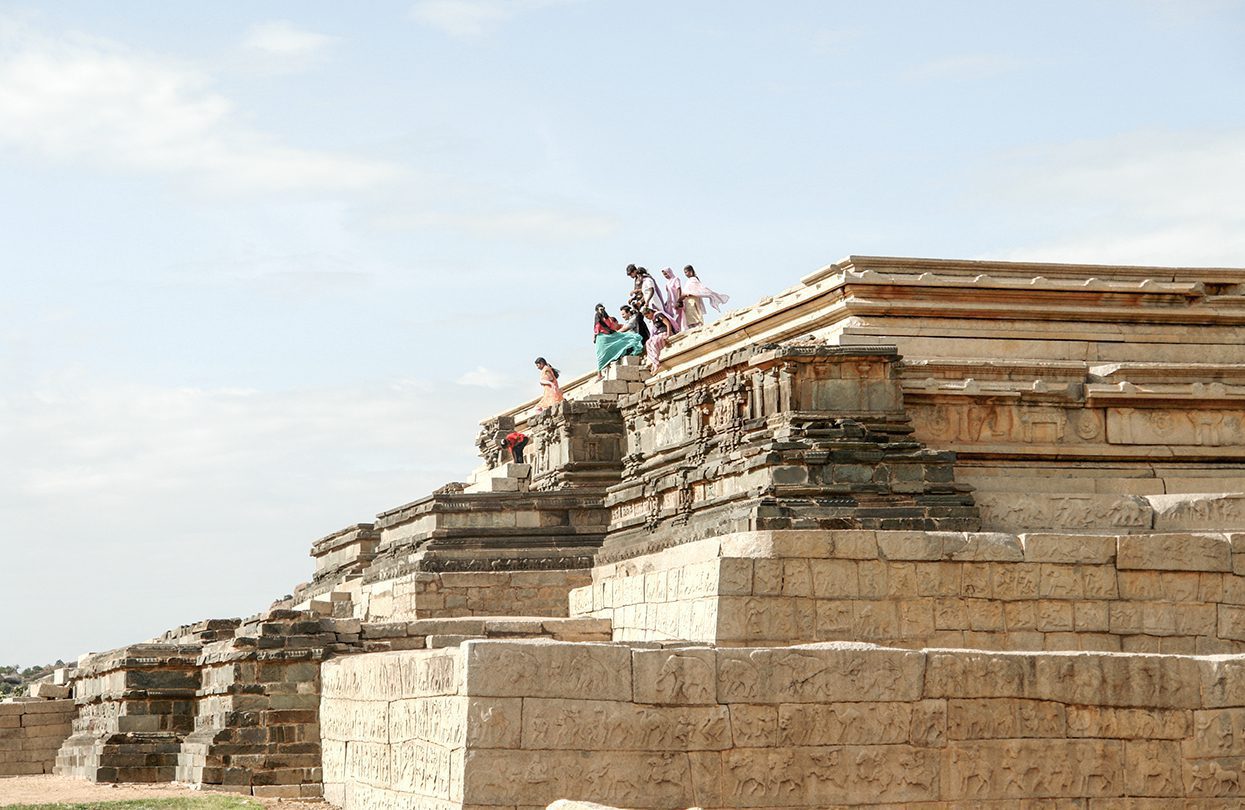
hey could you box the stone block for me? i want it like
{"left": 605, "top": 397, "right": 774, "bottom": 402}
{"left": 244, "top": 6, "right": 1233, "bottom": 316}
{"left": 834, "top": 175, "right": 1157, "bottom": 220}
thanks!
{"left": 1065, "top": 706, "right": 1190, "bottom": 739}
{"left": 1031, "top": 652, "right": 1202, "bottom": 708}
{"left": 632, "top": 648, "right": 716, "bottom": 705}
{"left": 942, "top": 739, "right": 1124, "bottom": 800}
{"left": 27, "top": 683, "right": 70, "bottom": 700}
{"left": 1117, "top": 533, "right": 1231, "bottom": 572}
{"left": 915, "top": 561, "right": 963, "bottom": 596}
{"left": 1038, "top": 565, "right": 1085, "bottom": 599}
{"left": 856, "top": 560, "right": 888, "bottom": 597}
{"left": 925, "top": 652, "right": 1028, "bottom": 699}
{"left": 831, "top": 530, "right": 879, "bottom": 559}
{"left": 390, "top": 739, "right": 453, "bottom": 797}
{"left": 717, "top": 558, "right": 753, "bottom": 595}
{"left": 1124, "top": 740, "right": 1184, "bottom": 797}
{"left": 992, "top": 563, "right": 1041, "bottom": 600}
{"left": 520, "top": 697, "right": 730, "bottom": 751}
{"left": 360, "top": 622, "right": 409, "bottom": 639}
{"left": 1023, "top": 533, "right": 1118, "bottom": 564}
{"left": 727, "top": 704, "right": 777, "bottom": 747}
{"left": 716, "top": 596, "right": 816, "bottom": 644}
{"left": 1035, "top": 600, "right": 1074, "bottom": 632}
{"left": 344, "top": 740, "right": 390, "bottom": 786}
{"left": 946, "top": 698, "right": 1065, "bottom": 740}
{"left": 1149, "top": 493, "right": 1245, "bottom": 531}
{"left": 464, "top": 640, "right": 632, "bottom": 701}
{"left": 876, "top": 531, "right": 942, "bottom": 560}
{"left": 1200, "top": 656, "right": 1245, "bottom": 708}
{"left": 777, "top": 701, "right": 912, "bottom": 746}
{"left": 461, "top": 749, "right": 694, "bottom": 807}
{"left": 568, "top": 585, "right": 594, "bottom": 616}
{"left": 809, "top": 559, "right": 858, "bottom": 597}
{"left": 716, "top": 643, "right": 925, "bottom": 703}
{"left": 1074, "top": 601, "right": 1111, "bottom": 632}
{"left": 714, "top": 744, "right": 940, "bottom": 805}
{"left": 944, "top": 532, "right": 1025, "bottom": 561}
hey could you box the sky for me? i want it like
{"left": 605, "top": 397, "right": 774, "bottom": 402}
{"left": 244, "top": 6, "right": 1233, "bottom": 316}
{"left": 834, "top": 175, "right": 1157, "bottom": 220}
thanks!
{"left": 2, "top": 0, "right": 1244, "bottom": 665}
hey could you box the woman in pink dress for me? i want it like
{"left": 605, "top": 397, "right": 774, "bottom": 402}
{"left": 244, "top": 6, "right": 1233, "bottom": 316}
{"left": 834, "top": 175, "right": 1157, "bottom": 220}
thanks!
{"left": 534, "top": 357, "right": 563, "bottom": 411}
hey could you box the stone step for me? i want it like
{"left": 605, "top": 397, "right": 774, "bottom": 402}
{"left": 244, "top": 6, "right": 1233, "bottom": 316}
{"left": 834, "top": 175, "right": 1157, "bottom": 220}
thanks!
{"left": 576, "top": 378, "right": 646, "bottom": 398}
{"left": 464, "top": 463, "right": 532, "bottom": 494}
{"left": 603, "top": 357, "right": 649, "bottom": 382}
{"left": 464, "top": 475, "right": 529, "bottom": 493}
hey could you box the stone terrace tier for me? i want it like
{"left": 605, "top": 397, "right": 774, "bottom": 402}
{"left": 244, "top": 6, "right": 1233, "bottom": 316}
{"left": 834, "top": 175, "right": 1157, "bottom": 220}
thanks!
{"left": 640, "top": 256, "right": 1245, "bottom": 533}
{"left": 55, "top": 644, "right": 200, "bottom": 783}
{"left": 0, "top": 698, "right": 76, "bottom": 777}
{"left": 600, "top": 343, "right": 979, "bottom": 562}
{"left": 320, "top": 638, "right": 1245, "bottom": 808}
{"left": 574, "top": 529, "right": 1245, "bottom": 652}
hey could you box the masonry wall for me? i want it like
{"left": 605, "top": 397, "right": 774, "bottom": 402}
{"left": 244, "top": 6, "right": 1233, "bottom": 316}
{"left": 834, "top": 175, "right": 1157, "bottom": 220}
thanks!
{"left": 356, "top": 569, "right": 591, "bottom": 622}
{"left": 320, "top": 639, "right": 1245, "bottom": 808}
{"left": 573, "top": 530, "right": 1245, "bottom": 652}
{"left": 0, "top": 699, "right": 75, "bottom": 777}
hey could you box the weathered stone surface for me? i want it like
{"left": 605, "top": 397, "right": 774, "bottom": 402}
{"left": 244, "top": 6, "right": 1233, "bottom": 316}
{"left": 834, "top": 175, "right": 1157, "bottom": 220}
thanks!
{"left": 521, "top": 698, "right": 730, "bottom": 751}
{"left": 462, "top": 749, "right": 694, "bottom": 807}
{"left": 943, "top": 739, "right": 1124, "bottom": 799}
{"left": 1117, "top": 533, "right": 1231, "bottom": 572}
{"left": 631, "top": 647, "right": 716, "bottom": 705}
{"left": 715, "top": 644, "right": 925, "bottom": 703}
{"left": 1023, "top": 533, "right": 1118, "bottom": 564}
{"left": 464, "top": 640, "right": 632, "bottom": 701}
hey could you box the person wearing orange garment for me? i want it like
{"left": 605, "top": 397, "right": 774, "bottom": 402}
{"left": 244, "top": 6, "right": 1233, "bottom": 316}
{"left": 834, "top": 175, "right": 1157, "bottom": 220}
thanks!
{"left": 534, "top": 356, "right": 563, "bottom": 411}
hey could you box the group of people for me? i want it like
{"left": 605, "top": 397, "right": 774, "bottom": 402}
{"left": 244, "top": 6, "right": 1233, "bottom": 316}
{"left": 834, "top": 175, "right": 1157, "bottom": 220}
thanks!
{"left": 518, "top": 264, "right": 728, "bottom": 439}
{"left": 594, "top": 264, "right": 729, "bottom": 376}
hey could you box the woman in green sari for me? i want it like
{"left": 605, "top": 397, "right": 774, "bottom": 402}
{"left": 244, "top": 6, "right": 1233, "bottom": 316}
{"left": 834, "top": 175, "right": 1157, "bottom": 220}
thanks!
{"left": 593, "top": 303, "right": 643, "bottom": 377}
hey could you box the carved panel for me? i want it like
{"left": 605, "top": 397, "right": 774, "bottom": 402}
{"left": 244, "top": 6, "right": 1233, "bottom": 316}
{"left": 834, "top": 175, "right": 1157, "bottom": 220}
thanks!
{"left": 1108, "top": 407, "right": 1245, "bottom": 446}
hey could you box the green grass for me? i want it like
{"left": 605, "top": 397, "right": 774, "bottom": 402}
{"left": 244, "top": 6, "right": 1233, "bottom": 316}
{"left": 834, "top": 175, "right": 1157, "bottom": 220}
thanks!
{"left": 1, "top": 798, "right": 263, "bottom": 810}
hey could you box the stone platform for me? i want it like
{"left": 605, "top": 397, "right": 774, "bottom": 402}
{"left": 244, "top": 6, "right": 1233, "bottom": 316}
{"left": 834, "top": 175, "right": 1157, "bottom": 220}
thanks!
{"left": 12, "top": 254, "right": 1245, "bottom": 808}
{"left": 573, "top": 529, "right": 1245, "bottom": 652}
{"left": 321, "top": 638, "right": 1245, "bottom": 807}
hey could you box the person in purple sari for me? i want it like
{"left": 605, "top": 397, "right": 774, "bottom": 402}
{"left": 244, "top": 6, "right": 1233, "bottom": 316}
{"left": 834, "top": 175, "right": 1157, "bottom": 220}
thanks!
{"left": 660, "top": 267, "right": 686, "bottom": 331}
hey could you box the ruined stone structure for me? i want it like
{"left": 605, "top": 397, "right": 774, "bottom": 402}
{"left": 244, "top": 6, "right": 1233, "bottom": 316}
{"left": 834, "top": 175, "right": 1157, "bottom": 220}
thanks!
{"left": 6, "top": 255, "right": 1245, "bottom": 806}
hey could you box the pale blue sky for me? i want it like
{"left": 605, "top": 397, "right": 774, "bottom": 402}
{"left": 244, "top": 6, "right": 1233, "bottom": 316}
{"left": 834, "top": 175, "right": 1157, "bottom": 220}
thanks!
{"left": 3, "top": 1, "right": 1243, "bottom": 664}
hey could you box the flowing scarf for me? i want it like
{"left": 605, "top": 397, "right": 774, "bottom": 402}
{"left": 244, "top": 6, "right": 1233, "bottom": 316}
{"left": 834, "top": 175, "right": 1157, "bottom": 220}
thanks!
{"left": 684, "top": 276, "right": 730, "bottom": 311}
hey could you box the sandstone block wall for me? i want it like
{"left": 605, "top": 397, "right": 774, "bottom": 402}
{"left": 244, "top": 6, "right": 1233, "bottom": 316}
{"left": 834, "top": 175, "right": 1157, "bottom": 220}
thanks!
{"left": 356, "top": 569, "right": 591, "bottom": 623}
{"left": 0, "top": 699, "right": 76, "bottom": 777}
{"left": 573, "top": 530, "right": 1245, "bottom": 653}
{"left": 321, "top": 639, "right": 1245, "bottom": 808}
{"left": 320, "top": 648, "right": 463, "bottom": 808}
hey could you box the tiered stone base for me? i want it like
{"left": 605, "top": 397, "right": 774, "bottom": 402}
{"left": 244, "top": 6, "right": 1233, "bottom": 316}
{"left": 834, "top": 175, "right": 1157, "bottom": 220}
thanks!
{"left": 573, "top": 529, "right": 1245, "bottom": 651}
{"left": 321, "top": 638, "right": 1245, "bottom": 808}
{"left": 347, "top": 569, "right": 593, "bottom": 623}
{"left": 54, "top": 644, "right": 199, "bottom": 783}
{"left": 0, "top": 699, "right": 75, "bottom": 777}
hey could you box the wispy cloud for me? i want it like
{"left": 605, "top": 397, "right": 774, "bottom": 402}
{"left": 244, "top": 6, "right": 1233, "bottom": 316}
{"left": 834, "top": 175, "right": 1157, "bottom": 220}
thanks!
{"left": 410, "top": 0, "right": 577, "bottom": 38}
{"left": 1, "top": 372, "right": 503, "bottom": 660}
{"left": 903, "top": 53, "right": 1027, "bottom": 82}
{"left": 242, "top": 20, "right": 336, "bottom": 57}
{"left": 0, "top": 21, "right": 394, "bottom": 193}
{"left": 988, "top": 129, "right": 1245, "bottom": 265}
{"left": 455, "top": 366, "right": 515, "bottom": 389}
{"left": 239, "top": 20, "right": 338, "bottom": 73}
